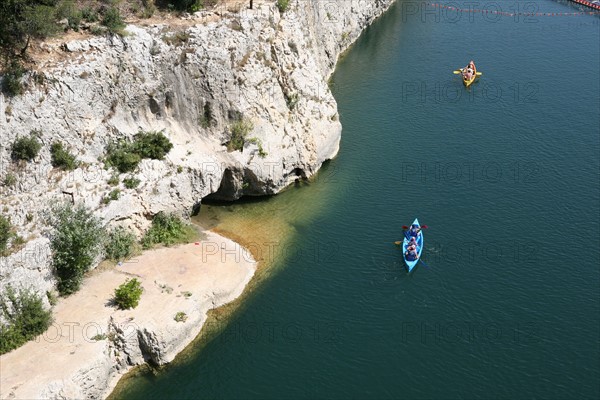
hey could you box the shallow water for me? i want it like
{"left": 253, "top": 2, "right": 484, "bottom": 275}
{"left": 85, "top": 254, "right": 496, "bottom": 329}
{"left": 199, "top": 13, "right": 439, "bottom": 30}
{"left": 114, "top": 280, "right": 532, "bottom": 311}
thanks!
{"left": 113, "top": 1, "right": 600, "bottom": 398}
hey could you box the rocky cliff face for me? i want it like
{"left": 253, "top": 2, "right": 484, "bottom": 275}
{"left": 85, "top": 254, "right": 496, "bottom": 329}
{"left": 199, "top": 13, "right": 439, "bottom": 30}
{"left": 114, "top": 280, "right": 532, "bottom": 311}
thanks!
{"left": 0, "top": 0, "right": 393, "bottom": 303}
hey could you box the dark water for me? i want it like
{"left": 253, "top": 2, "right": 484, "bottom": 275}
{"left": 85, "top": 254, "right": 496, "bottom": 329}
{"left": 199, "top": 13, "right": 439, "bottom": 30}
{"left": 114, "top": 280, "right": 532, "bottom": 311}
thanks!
{"left": 114, "top": 1, "right": 600, "bottom": 398}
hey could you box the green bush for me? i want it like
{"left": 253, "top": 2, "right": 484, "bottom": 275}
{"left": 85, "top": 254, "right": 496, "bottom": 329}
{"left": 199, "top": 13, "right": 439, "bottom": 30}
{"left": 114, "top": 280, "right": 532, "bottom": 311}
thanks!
{"left": 107, "top": 173, "right": 120, "bottom": 186}
{"left": 50, "top": 142, "right": 78, "bottom": 170}
{"left": 123, "top": 176, "right": 141, "bottom": 189}
{"left": 0, "top": 215, "right": 11, "bottom": 255}
{"left": 174, "top": 311, "right": 187, "bottom": 322}
{"left": 48, "top": 203, "right": 105, "bottom": 295}
{"left": 141, "top": 212, "right": 196, "bottom": 249}
{"left": 1, "top": 60, "right": 25, "bottom": 97}
{"left": 105, "top": 131, "right": 173, "bottom": 173}
{"left": 132, "top": 131, "right": 174, "bottom": 160}
{"left": 101, "top": 7, "right": 125, "bottom": 34}
{"left": 102, "top": 188, "right": 120, "bottom": 204}
{"left": 276, "top": 0, "right": 289, "bottom": 13}
{"left": 114, "top": 278, "right": 143, "bottom": 309}
{"left": 199, "top": 103, "right": 213, "bottom": 128}
{"left": 3, "top": 173, "right": 17, "bottom": 187}
{"left": 56, "top": 0, "right": 81, "bottom": 31}
{"left": 0, "top": 286, "right": 53, "bottom": 355}
{"left": 11, "top": 133, "right": 42, "bottom": 162}
{"left": 105, "top": 226, "right": 136, "bottom": 261}
{"left": 105, "top": 141, "right": 141, "bottom": 173}
{"left": 81, "top": 6, "right": 99, "bottom": 22}
{"left": 228, "top": 119, "right": 254, "bottom": 152}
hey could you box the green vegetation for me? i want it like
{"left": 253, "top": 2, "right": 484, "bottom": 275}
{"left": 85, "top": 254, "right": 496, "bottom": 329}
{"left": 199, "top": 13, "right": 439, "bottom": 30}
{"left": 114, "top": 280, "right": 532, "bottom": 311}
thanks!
{"left": 81, "top": 6, "right": 99, "bottom": 23}
{"left": 0, "top": 215, "right": 24, "bottom": 256}
{"left": 247, "top": 137, "right": 268, "bottom": 158}
{"left": 199, "top": 103, "right": 213, "bottom": 128}
{"left": 228, "top": 119, "right": 254, "bottom": 152}
{"left": 174, "top": 311, "right": 187, "bottom": 322}
{"left": 132, "top": 131, "right": 173, "bottom": 159}
{"left": 101, "top": 7, "right": 125, "bottom": 35}
{"left": 0, "top": 215, "right": 11, "bottom": 255}
{"left": 3, "top": 173, "right": 17, "bottom": 187}
{"left": 105, "top": 226, "right": 136, "bottom": 261}
{"left": 277, "top": 0, "right": 290, "bottom": 13}
{"left": 46, "top": 290, "right": 58, "bottom": 306}
{"left": 11, "top": 133, "right": 42, "bottom": 162}
{"left": 92, "top": 333, "right": 107, "bottom": 341}
{"left": 166, "top": 0, "right": 217, "bottom": 12}
{"left": 162, "top": 31, "right": 190, "bottom": 46}
{"left": 141, "top": 212, "right": 196, "bottom": 249}
{"left": 50, "top": 142, "right": 78, "bottom": 170}
{"left": 105, "top": 131, "right": 173, "bottom": 173}
{"left": 48, "top": 203, "right": 105, "bottom": 295}
{"left": 102, "top": 188, "right": 121, "bottom": 204}
{"left": 56, "top": 0, "right": 82, "bottom": 31}
{"left": 0, "top": 0, "right": 59, "bottom": 56}
{"left": 0, "top": 286, "right": 53, "bottom": 355}
{"left": 1, "top": 60, "right": 25, "bottom": 97}
{"left": 107, "top": 173, "right": 120, "bottom": 186}
{"left": 114, "top": 278, "right": 143, "bottom": 309}
{"left": 123, "top": 176, "right": 141, "bottom": 189}
{"left": 285, "top": 92, "right": 299, "bottom": 110}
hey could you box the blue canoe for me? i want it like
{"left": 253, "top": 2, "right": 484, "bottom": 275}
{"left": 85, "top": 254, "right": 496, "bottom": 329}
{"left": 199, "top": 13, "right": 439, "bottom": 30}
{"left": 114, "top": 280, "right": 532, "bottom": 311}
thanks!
{"left": 403, "top": 218, "right": 424, "bottom": 272}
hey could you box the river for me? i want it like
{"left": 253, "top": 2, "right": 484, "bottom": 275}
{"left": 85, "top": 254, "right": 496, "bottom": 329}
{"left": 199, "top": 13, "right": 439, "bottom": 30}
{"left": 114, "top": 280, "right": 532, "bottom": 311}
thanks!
{"left": 112, "top": 1, "right": 600, "bottom": 398}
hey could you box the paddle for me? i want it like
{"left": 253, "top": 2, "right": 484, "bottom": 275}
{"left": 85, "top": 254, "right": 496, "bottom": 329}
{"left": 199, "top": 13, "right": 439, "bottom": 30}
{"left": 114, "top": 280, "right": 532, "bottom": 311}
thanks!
{"left": 394, "top": 230, "right": 411, "bottom": 245}
{"left": 453, "top": 70, "right": 482, "bottom": 76}
{"left": 401, "top": 225, "right": 428, "bottom": 230}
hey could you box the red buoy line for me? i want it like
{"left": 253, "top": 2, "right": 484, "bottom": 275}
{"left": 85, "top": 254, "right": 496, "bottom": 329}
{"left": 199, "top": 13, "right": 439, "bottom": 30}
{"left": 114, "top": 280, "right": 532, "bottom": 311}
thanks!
{"left": 428, "top": 2, "right": 600, "bottom": 16}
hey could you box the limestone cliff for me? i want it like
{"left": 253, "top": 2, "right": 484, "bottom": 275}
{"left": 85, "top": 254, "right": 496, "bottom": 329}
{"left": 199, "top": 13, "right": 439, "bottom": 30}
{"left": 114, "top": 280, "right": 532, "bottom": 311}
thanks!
{"left": 0, "top": 0, "right": 393, "bottom": 317}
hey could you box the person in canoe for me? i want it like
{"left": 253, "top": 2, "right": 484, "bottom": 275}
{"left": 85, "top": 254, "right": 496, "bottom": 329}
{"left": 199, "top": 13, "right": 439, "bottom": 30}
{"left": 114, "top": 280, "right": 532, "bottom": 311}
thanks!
{"left": 408, "top": 224, "right": 421, "bottom": 237}
{"left": 405, "top": 237, "right": 419, "bottom": 260}
{"left": 407, "top": 237, "right": 418, "bottom": 249}
{"left": 405, "top": 247, "right": 419, "bottom": 261}
{"left": 462, "top": 60, "right": 476, "bottom": 80}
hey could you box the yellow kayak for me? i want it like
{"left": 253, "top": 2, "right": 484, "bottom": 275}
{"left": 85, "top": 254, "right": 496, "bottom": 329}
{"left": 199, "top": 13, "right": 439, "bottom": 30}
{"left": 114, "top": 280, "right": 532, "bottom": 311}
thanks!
{"left": 462, "top": 72, "right": 477, "bottom": 87}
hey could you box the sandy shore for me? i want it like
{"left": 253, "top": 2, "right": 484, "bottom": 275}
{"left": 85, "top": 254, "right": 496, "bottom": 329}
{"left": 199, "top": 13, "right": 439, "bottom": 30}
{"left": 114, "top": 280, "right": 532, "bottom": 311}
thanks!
{"left": 0, "top": 231, "right": 256, "bottom": 399}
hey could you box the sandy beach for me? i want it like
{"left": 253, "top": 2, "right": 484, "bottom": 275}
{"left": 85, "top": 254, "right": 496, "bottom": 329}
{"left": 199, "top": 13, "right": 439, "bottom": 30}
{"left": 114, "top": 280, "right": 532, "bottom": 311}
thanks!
{"left": 0, "top": 231, "right": 256, "bottom": 399}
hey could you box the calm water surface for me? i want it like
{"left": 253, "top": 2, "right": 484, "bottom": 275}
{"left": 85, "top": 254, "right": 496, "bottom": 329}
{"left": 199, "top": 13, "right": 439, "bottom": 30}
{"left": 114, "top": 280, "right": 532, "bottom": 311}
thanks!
{"left": 113, "top": 1, "right": 599, "bottom": 398}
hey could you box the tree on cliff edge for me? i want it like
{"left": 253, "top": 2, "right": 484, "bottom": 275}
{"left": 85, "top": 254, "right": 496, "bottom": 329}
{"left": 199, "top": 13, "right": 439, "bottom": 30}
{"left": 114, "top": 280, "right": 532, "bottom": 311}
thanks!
{"left": 0, "top": 0, "right": 59, "bottom": 56}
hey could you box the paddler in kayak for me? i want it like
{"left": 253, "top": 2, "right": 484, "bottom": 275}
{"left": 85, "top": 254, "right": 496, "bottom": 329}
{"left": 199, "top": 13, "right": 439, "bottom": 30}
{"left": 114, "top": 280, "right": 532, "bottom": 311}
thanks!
{"left": 408, "top": 224, "right": 421, "bottom": 237}
{"left": 405, "top": 247, "right": 419, "bottom": 261}
{"left": 462, "top": 60, "right": 476, "bottom": 80}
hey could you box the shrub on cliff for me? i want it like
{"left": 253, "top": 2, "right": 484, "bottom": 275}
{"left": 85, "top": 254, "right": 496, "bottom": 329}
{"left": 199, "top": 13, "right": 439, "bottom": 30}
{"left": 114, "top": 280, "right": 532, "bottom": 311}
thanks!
{"left": 277, "top": 0, "right": 290, "bottom": 13}
{"left": 228, "top": 119, "right": 254, "bottom": 152}
{"left": 105, "top": 141, "right": 141, "bottom": 173}
{"left": 48, "top": 203, "right": 105, "bottom": 295}
{"left": 0, "top": 215, "right": 11, "bottom": 255}
{"left": 101, "top": 7, "right": 125, "bottom": 34}
{"left": 105, "top": 131, "right": 173, "bottom": 173}
{"left": 105, "top": 226, "right": 137, "bottom": 261}
{"left": 0, "top": 286, "right": 53, "bottom": 355}
{"left": 50, "top": 142, "right": 78, "bottom": 170}
{"left": 11, "top": 133, "right": 42, "bottom": 162}
{"left": 114, "top": 278, "right": 143, "bottom": 309}
{"left": 132, "top": 131, "right": 174, "bottom": 160}
{"left": 1, "top": 60, "right": 25, "bottom": 97}
{"left": 141, "top": 212, "right": 196, "bottom": 249}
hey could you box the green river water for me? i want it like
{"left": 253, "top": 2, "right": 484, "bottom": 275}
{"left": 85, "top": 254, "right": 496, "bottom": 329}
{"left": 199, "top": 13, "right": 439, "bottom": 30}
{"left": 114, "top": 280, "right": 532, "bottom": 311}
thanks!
{"left": 113, "top": 1, "right": 599, "bottom": 398}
